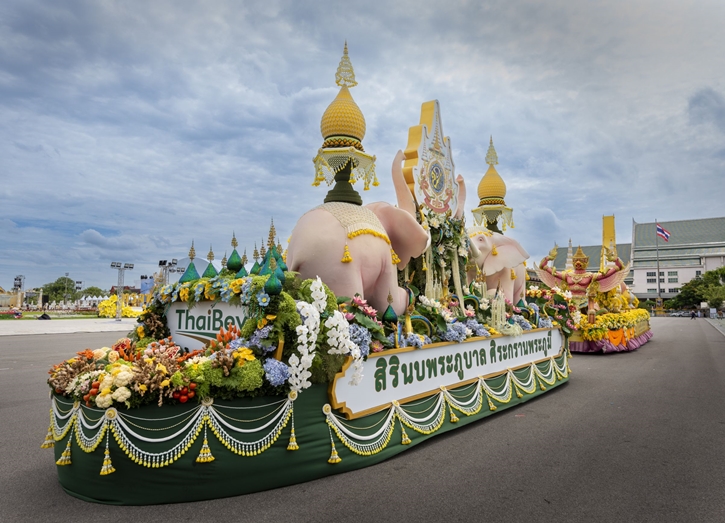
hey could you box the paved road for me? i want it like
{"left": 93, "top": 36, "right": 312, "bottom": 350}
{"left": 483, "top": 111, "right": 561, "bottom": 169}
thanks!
{"left": 1, "top": 318, "right": 723, "bottom": 522}
{"left": 0, "top": 317, "right": 137, "bottom": 336}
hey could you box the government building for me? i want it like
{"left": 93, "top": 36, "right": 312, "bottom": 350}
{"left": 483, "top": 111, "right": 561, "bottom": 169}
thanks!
{"left": 548, "top": 216, "right": 725, "bottom": 300}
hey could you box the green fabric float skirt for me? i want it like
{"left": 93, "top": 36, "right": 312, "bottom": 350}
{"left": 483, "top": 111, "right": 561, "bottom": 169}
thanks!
{"left": 45, "top": 352, "right": 570, "bottom": 505}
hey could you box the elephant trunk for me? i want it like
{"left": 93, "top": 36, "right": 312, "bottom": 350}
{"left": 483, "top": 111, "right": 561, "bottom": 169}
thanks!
{"left": 468, "top": 234, "right": 481, "bottom": 262}
{"left": 453, "top": 174, "right": 466, "bottom": 219}
{"left": 391, "top": 150, "right": 417, "bottom": 218}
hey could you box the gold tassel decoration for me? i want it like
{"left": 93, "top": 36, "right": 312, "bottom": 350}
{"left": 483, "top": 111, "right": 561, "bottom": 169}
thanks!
{"left": 538, "top": 376, "right": 546, "bottom": 391}
{"left": 399, "top": 419, "right": 411, "bottom": 445}
{"left": 99, "top": 449, "right": 115, "bottom": 475}
{"left": 449, "top": 404, "right": 459, "bottom": 423}
{"left": 287, "top": 429, "right": 299, "bottom": 451}
{"left": 41, "top": 424, "right": 55, "bottom": 449}
{"left": 510, "top": 268, "right": 516, "bottom": 280}
{"left": 491, "top": 245, "right": 498, "bottom": 255}
{"left": 327, "top": 427, "right": 341, "bottom": 464}
{"left": 486, "top": 392, "right": 497, "bottom": 411}
{"left": 56, "top": 438, "right": 72, "bottom": 466}
{"left": 422, "top": 257, "right": 427, "bottom": 271}
{"left": 196, "top": 424, "right": 215, "bottom": 463}
{"left": 372, "top": 171, "right": 379, "bottom": 187}
{"left": 341, "top": 244, "right": 353, "bottom": 263}
{"left": 391, "top": 248, "right": 401, "bottom": 265}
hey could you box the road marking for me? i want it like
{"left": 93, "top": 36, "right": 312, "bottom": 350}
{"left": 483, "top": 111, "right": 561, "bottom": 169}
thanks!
{"left": 0, "top": 367, "right": 10, "bottom": 371}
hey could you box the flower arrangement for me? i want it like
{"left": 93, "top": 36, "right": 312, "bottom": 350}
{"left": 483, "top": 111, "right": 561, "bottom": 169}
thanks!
{"left": 526, "top": 285, "right": 579, "bottom": 336}
{"left": 98, "top": 295, "right": 140, "bottom": 318}
{"left": 576, "top": 309, "right": 650, "bottom": 341}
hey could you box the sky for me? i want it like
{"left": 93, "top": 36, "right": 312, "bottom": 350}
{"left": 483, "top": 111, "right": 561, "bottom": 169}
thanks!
{"left": 1, "top": 0, "right": 725, "bottom": 292}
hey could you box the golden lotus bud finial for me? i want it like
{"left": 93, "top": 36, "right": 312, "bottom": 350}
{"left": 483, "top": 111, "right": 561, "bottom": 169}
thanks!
{"left": 268, "top": 219, "right": 277, "bottom": 249}
{"left": 335, "top": 41, "right": 357, "bottom": 88}
{"left": 221, "top": 252, "right": 227, "bottom": 268}
{"left": 188, "top": 241, "right": 196, "bottom": 261}
{"left": 253, "top": 243, "right": 259, "bottom": 262}
{"left": 485, "top": 136, "right": 498, "bottom": 166}
{"left": 276, "top": 238, "right": 283, "bottom": 253}
{"left": 207, "top": 245, "right": 215, "bottom": 262}
{"left": 387, "top": 291, "right": 393, "bottom": 305}
{"left": 241, "top": 249, "right": 248, "bottom": 266}
{"left": 259, "top": 239, "right": 267, "bottom": 258}
{"left": 231, "top": 232, "right": 238, "bottom": 249}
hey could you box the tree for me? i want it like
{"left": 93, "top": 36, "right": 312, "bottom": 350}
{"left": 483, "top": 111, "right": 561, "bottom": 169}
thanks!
{"left": 42, "top": 277, "right": 79, "bottom": 303}
{"left": 81, "top": 286, "right": 107, "bottom": 297}
{"left": 703, "top": 285, "right": 725, "bottom": 309}
{"left": 668, "top": 278, "right": 705, "bottom": 309}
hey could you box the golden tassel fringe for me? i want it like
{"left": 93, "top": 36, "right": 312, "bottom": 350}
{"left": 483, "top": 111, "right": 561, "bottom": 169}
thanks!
{"left": 287, "top": 429, "right": 299, "bottom": 451}
{"left": 56, "top": 439, "right": 72, "bottom": 466}
{"left": 341, "top": 245, "right": 353, "bottom": 263}
{"left": 391, "top": 249, "right": 401, "bottom": 265}
{"left": 328, "top": 441, "right": 342, "bottom": 464}
{"left": 41, "top": 425, "right": 55, "bottom": 449}
{"left": 99, "top": 448, "right": 116, "bottom": 475}
{"left": 491, "top": 245, "right": 498, "bottom": 255}
{"left": 196, "top": 438, "right": 215, "bottom": 463}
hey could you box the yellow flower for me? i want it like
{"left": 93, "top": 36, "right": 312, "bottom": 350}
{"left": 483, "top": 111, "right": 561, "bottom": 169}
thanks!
{"left": 136, "top": 326, "right": 145, "bottom": 338}
{"left": 160, "top": 379, "right": 170, "bottom": 388}
{"left": 101, "top": 387, "right": 112, "bottom": 396}
{"left": 257, "top": 318, "right": 268, "bottom": 329}
{"left": 204, "top": 282, "right": 214, "bottom": 300}
{"left": 233, "top": 348, "right": 256, "bottom": 366}
{"left": 179, "top": 287, "right": 190, "bottom": 302}
{"left": 156, "top": 363, "right": 168, "bottom": 375}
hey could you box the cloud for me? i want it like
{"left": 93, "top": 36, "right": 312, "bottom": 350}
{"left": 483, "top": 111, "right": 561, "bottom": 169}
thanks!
{"left": 80, "top": 229, "right": 136, "bottom": 250}
{"left": 688, "top": 88, "right": 725, "bottom": 133}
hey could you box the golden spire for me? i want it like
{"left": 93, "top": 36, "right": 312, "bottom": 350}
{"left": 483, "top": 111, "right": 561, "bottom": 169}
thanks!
{"left": 335, "top": 41, "right": 357, "bottom": 88}
{"left": 253, "top": 243, "right": 259, "bottom": 262}
{"left": 188, "top": 241, "right": 196, "bottom": 261}
{"left": 270, "top": 256, "right": 277, "bottom": 271}
{"left": 241, "top": 249, "right": 248, "bottom": 266}
{"left": 268, "top": 219, "right": 277, "bottom": 249}
{"left": 276, "top": 238, "right": 283, "bottom": 253}
{"left": 231, "top": 232, "right": 238, "bottom": 249}
{"left": 207, "top": 245, "right": 215, "bottom": 262}
{"left": 485, "top": 136, "right": 498, "bottom": 166}
{"left": 221, "top": 252, "right": 227, "bottom": 268}
{"left": 259, "top": 240, "right": 266, "bottom": 258}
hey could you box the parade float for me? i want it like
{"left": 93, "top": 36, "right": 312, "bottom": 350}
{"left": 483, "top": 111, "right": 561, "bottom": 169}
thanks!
{"left": 43, "top": 46, "right": 573, "bottom": 505}
{"left": 534, "top": 216, "right": 653, "bottom": 353}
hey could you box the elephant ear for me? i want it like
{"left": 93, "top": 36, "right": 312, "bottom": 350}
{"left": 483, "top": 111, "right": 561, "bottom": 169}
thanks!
{"left": 482, "top": 233, "right": 529, "bottom": 275}
{"left": 366, "top": 202, "right": 429, "bottom": 269}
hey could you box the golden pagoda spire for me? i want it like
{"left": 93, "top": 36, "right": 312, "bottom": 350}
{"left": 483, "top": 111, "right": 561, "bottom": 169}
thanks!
{"left": 231, "top": 232, "right": 238, "bottom": 249}
{"left": 207, "top": 245, "right": 215, "bottom": 262}
{"left": 485, "top": 136, "right": 498, "bottom": 166}
{"left": 221, "top": 252, "right": 227, "bottom": 268}
{"left": 335, "top": 41, "right": 357, "bottom": 88}
{"left": 268, "top": 219, "right": 277, "bottom": 249}
{"left": 188, "top": 241, "right": 196, "bottom": 261}
{"left": 241, "top": 249, "right": 248, "bottom": 266}
{"left": 259, "top": 240, "right": 267, "bottom": 258}
{"left": 276, "top": 238, "right": 283, "bottom": 253}
{"left": 253, "top": 243, "right": 259, "bottom": 262}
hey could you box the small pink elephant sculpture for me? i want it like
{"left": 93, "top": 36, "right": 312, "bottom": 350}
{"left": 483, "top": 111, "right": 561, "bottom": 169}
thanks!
{"left": 466, "top": 226, "right": 529, "bottom": 304}
{"left": 287, "top": 151, "right": 433, "bottom": 316}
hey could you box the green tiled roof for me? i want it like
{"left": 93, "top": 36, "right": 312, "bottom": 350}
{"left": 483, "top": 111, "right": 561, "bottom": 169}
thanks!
{"left": 633, "top": 217, "right": 725, "bottom": 248}
{"left": 551, "top": 243, "right": 631, "bottom": 271}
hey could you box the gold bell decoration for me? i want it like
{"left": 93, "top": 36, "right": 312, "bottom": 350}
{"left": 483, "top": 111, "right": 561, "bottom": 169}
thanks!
{"left": 56, "top": 438, "right": 73, "bottom": 466}
{"left": 341, "top": 244, "right": 353, "bottom": 263}
{"left": 40, "top": 421, "right": 55, "bottom": 449}
{"left": 448, "top": 403, "right": 459, "bottom": 423}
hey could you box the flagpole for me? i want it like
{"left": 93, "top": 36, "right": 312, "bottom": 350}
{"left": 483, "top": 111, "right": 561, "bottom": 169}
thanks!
{"left": 655, "top": 219, "right": 661, "bottom": 303}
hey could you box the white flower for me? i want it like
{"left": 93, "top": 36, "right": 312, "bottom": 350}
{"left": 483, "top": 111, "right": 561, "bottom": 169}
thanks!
{"left": 458, "top": 247, "right": 468, "bottom": 257}
{"left": 95, "top": 394, "right": 113, "bottom": 409}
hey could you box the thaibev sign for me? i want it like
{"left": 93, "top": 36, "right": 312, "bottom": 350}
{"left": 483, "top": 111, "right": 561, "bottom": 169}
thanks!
{"left": 331, "top": 328, "right": 564, "bottom": 418}
{"left": 166, "top": 302, "right": 246, "bottom": 350}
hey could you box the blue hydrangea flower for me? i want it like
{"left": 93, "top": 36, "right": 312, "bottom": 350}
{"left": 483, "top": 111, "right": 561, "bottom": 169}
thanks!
{"left": 229, "top": 338, "right": 248, "bottom": 350}
{"left": 511, "top": 314, "right": 532, "bottom": 330}
{"left": 442, "top": 322, "right": 468, "bottom": 343}
{"left": 349, "top": 324, "right": 372, "bottom": 357}
{"left": 263, "top": 358, "right": 290, "bottom": 387}
{"left": 465, "top": 319, "right": 490, "bottom": 337}
{"left": 538, "top": 317, "right": 554, "bottom": 329}
{"left": 403, "top": 333, "right": 431, "bottom": 349}
{"left": 250, "top": 325, "right": 274, "bottom": 352}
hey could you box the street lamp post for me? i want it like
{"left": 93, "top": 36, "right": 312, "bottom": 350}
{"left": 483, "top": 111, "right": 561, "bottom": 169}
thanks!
{"left": 158, "top": 259, "right": 182, "bottom": 285}
{"left": 110, "top": 262, "right": 134, "bottom": 322}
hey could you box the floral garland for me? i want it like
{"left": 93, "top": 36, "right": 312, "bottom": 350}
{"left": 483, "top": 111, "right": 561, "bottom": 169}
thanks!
{"left": 576, "top": 309, "right": 650, "bottom": 341}
{"left": 526, "top": 285, "right": 580, "bottom": 335}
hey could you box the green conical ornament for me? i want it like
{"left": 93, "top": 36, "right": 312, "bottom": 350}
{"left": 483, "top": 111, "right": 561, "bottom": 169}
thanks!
{"left": 236, "top": 265, "right": 248, "bottom": 278}
{"left": 264, "top": 258, "right": 283, "bottom": 296}
{"left": 227, "top": 234, "right": 243, "bottom": 273}
{"left": 382, "top": 292, "right": 398, "bottom": 324}
{"left": 516, "top": 298, "right": 527, "bottom": 309}
{"left": 179, "top": 242, "right": 201, "bottom": 283}
{"left": 250, "top": 260, "right": 261, "bottom": 275}
{"left": 202, "top": 245, "right": 218, "bottom": 278}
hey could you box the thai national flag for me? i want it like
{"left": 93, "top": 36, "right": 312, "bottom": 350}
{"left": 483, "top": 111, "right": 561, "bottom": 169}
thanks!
{"left": 656, "top": 223, "right": 670, "bottom": 242}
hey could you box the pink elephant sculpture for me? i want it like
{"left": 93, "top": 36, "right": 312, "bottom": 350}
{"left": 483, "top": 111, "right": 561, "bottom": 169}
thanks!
{"left": 466, "top": 226, "right": 529, "bottom": 304}
{"left": 287, "top": 151, "right": 442, "bottom": 316}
